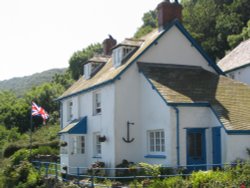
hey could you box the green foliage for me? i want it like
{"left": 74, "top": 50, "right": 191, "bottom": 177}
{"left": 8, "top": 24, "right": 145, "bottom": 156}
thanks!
{"left": 134, "top": 10, "right": 158, "bottom": 38}
{"left": 228, "top": 20, "right": 250, "bottom": 48}
{"left": 33, "top": 146, "right": 59, "bottom": 156}
{"left": 52, "top": 70, "right": 74, "bottom": 90}
{"left": 0, "top": 68, "right": 66, "bottom": 97}
{"left": 69, "top": 43, "right": 102, "bottom": 80}
{"left": 138, "top": 162, "right": 161, "bottom": 177}
{"left": 0, "top": 91, "right": 30, "bottom": 132}
{"left": 3, "top": 161, "right": 40, "bottom": 188}
{"left": 148, "top": 176, "right": 187, "bottom": 188}
{"left": 181, "top": 0, "right": 250, "bottom": 60}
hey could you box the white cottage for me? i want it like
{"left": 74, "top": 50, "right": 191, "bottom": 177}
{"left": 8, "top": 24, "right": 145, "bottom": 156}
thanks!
{"left": 58, "top": 0, "right": 250, "bottom": 174}
{"left": 218, "top": 39, "right": 250, "bottom": 84}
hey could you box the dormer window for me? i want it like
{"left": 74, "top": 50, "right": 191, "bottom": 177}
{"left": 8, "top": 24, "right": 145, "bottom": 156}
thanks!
{"left": 83, "top": 56, "right": 109, "bottom": 80}
{"left": 84, "top": 63, "right": 92, "bottom": 80}
{"left": 112, "top": 46, "right": 134, "bottom": 68}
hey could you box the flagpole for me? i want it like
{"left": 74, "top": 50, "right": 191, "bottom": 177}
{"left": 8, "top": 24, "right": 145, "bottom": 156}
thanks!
{"left": 29, "top": 102, "right": 33, "bottom": 159}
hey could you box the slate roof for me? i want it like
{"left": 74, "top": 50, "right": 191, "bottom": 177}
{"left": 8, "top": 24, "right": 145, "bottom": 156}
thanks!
{"left": 59, "top": 20, "right": 223, "bottom": 100}
{"left": 113, "top": 38, "right": 145, "bottom": 49}
{"left": 138, "top": 63, "right": 250, "bottom": 131}
{"left": 59, "top": 29, "right": 160, "bottom": 100}
{"left": 87, "top": 55, "right": 110, "bottom": 63}
{"left": 218, "top": 39, "right": 250, "bottom": 72}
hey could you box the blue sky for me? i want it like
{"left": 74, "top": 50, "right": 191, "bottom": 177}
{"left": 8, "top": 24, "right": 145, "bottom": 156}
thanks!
{"left": 0, "top": 0, "right": 162, "bottom": 81}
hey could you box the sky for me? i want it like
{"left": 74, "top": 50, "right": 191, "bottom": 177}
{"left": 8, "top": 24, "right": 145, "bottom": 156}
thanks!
{"left": 0, "top": 0, "right": 163, "bottom": 81}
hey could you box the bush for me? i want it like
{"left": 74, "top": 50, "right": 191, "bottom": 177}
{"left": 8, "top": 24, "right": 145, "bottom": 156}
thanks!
{"left": 10, "top": 149, "right": 30, "bottom": 165}
{"left": 148, "top": 176, "right": 188, "bottom": 188}
{"left": 3, "top": 144, "right": 24, "bottom": 158}
{"left": 3, "top": 161, "right": 40, "bottom": 188}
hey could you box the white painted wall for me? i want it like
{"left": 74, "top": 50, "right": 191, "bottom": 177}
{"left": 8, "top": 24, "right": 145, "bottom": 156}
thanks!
{"left": 221, "top": 128, "right": 250, "bottom": 163}
{"left": 227, "top": 66, "right": 250, "bottom": 85}
{"left": 60, "top": 84, "right": 116, "bottom": 169}
{"left": 140, "top": 26, "right": 217, "bottom": 74}
{"left": 113, "top": 63, "right": 141, "bottom": 165}
{"left": 139, "top": 73, "right": 172, "bottom": 165}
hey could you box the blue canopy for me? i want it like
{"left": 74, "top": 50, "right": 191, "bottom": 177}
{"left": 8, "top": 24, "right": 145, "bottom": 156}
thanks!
{"left": 58, "top": 116, "right": 87, "bottom": 135}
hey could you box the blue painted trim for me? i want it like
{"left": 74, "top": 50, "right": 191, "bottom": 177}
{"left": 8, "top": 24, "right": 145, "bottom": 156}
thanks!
{"left": 92, "top": 156, "right": 102, "bottom": 159}
{"left": 226, "top": 130, "right": 250, "bottom": 135}
{"left": 173, "top": 21, "right": 224, "bottom": 75}
{"left": 169, "top": 102, "right": 210, "bottom": 107}
{"left": 57, "top": 79, "right": 114, "bottom": 101}
{"left": 140, "top": 71, "right": 169, "bottom": 106}
{"left": 184, "top": 127, "right": 209, "bottom": 130}
{"left": 224, "top": 62, "right": 250, "bottom": 73}
{"left": 58, "top": 19, "right": 223, "bottom": 101}
{"left": 141, "top": 76, "right": 250, "bottom": 135}
{"left": 172, "top": 106, "right": 180, "bottom": 166}
{"left": 144, "top": 155, "right": 166, "bottom": 159}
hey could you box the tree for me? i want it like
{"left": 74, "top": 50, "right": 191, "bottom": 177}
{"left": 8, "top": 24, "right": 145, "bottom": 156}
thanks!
{"left": 134, "top": 10, "right": 158, "bottom": 38}
{"left": 0, "top": 91, "right": 30, "bottom": 132}
{"left": 69, "top": 43, "right": 102, "bottom": 80}
{"left": 228, "top": 20, "right": 250, "bottom": 48}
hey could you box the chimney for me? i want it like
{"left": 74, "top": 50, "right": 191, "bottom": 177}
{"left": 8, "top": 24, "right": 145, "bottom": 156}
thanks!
{"left": 157, "top": 0, "right": 183, "bottom": 30}
{"left": 102, "top": 35, "right": 117, "bottom": 56}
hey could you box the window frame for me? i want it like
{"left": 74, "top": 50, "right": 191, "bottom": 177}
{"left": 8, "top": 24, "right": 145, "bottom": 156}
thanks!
{"left": 147, "top": 129, "right": 165, "bottom": 155}
{"left": 93, "top": 91, "right": 102, "bottom": 115}
{"left": 93, "top": 133, "right": 102, "bottom": 157}
{"left": 72, "top": 135, "right": 85, "bottom": 154}
{"left": 67, "top": 100, "right": 73, "bottom": 122}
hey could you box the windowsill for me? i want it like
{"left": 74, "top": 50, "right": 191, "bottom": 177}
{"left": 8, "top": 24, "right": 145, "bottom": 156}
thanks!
{"left": 144, "top": 155, "right": 166, "bottom": 159}
{"left": 92, "top": 156, "right": 102, "bottom": 159}
{"left": 93, "top": 113, "right": 102, "bottom": 116}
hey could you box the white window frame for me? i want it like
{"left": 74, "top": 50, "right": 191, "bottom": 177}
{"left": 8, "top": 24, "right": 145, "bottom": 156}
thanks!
{"left": 84, "top": 63, "right": 92, "bottom": 79}
{"left": 147, "top": 129, "right": 165, "bottom": 155}
{"left": 93, "top": 91, "right": 102, "bottom": 115}
{"left": 72, "top": 136, "right": 85, "bottom": 154}
{"left": 93, "top": 133, "right": 102, "bottom": 157}
{"left": 67, "top": 100, "right": 73, "bottom": 122}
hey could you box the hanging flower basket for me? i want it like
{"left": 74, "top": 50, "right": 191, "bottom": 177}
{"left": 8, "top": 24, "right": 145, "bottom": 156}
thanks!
{"left": 60, "top": 141, "right": 68, "bottom": 147}
{"left": 99, "top": 136, "right": 107, "bottom": 142}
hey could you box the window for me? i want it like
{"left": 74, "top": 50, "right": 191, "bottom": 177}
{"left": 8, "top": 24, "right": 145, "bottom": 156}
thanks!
{"left": 72, "top": 136, "right": 85, "bottom": 154}
{"left": 147, "top": 130, "right": 165, "bottom": 154}
{"left": 112, "top": 46, "right": 134, "bottom": 68}
{"left": 93, "top": 92, "right": 101, "bottom": 115}
{"left": 94, "top": 133, "right": 102, "bottom": 157}
{"left": 228, "top": 73, "right": 235, "bottom": 79}
{"left": 84, "top": 63, "right": 92, "bottom": 79}
{"left": 67, "top": 101, "right": 73, "bottom": 121}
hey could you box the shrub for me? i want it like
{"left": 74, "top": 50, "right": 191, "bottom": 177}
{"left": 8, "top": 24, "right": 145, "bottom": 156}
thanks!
{"left": 3, "top": 144, "right": 23, "bottom": 158}
{"left": 10, "top": 148, "right": 30, "bottom": 165}
{"left": 148, "top": 176, "right": 188, "bottom": 188}
{"left": 115, "top": 159, "right": 135, "bottom": 177}
{"left": 3, "top": 161, "right": 40, "bottom": 188}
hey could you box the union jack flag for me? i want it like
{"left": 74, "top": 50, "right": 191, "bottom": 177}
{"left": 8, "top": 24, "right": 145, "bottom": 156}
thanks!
{"left": 32, "top": 102, "right": 49, "bottom": 123}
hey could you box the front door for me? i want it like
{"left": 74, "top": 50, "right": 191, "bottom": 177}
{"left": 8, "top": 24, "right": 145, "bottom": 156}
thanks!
{"left": 186, "top": 128, "right": 206, "bottom": 171}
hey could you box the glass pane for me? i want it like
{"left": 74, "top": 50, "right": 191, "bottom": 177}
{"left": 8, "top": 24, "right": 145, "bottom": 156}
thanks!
{"left": 188, "top": 133, "right": 195, "bottom": 157}
{"left": 196, "top": 133, "right": 202, "bottom": 157}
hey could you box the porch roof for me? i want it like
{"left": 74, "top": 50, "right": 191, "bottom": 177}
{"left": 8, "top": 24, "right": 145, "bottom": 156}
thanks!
{"left": 58, "top": 116, "right": 87, "bottom": 135}
{"left": 138, "top": 63, "right": 250, "bottom": 131}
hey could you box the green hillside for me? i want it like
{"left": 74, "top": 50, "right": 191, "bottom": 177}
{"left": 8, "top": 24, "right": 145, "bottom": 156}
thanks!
{"left": 0, "top": 68, "right": 66, "bottom": 96}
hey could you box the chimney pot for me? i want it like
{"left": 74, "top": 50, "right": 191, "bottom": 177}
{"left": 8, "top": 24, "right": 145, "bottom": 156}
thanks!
{"left": 157, "top": 0, "right": 182, "bottom": 30}
{"left": 102, "top": 35, "right": 117, "bottom": 56}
